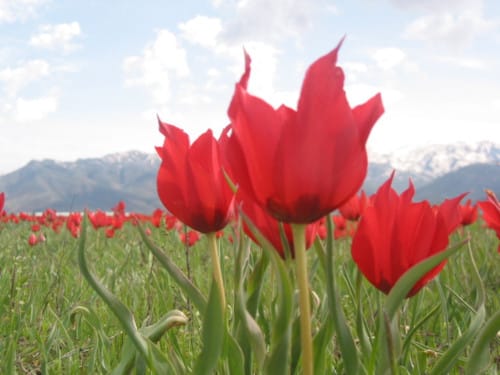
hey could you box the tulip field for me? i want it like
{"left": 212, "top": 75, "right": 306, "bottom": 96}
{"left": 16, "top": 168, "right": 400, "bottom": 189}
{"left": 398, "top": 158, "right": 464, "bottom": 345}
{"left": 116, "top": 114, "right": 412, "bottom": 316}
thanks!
{"left": 0, "top": 204, "right": 499, "bottom": 374}
{"left": 2, "top": 41, "right": 500, "bottom": 374}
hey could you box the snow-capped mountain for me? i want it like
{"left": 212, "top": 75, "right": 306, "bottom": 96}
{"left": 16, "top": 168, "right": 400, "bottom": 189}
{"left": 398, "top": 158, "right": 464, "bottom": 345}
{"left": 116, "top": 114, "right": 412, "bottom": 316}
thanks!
{"left": 369, "top": 141, "right": 500, "bottom": 182}
{"left": 0, "top": 141, "right": 498, "bottom": 212}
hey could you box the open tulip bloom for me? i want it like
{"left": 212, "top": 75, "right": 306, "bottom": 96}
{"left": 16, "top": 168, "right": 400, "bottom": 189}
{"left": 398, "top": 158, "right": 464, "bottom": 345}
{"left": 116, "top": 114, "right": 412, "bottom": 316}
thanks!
{"left": 223, "top": 39, "right": 384, "bottom": 224}
{"left": 156, "top": 120, "right": 234, "bottom": 234}
{"left": 352, "top": 173, "right": 462, "bottom": 297}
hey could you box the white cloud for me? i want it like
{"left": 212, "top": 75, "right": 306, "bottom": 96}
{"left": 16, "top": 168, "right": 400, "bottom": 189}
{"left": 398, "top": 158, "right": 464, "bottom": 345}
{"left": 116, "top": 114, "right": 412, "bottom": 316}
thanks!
{"left": 123, "top": 29, "right": 189, "bottom": 106}
{"left": 30, "top": 22, "right": 82, "bottom": 52}
{"left": 437, "top": 56, "right": 486, "bottom": 69}
{"left": 403, "top": 8, "right": 496, "bottom": 49}
{"left": 14, "top": 95, "right": 58, "bottom": 122}
{"left": 0, "top": 0, "right": 47, "bottom": 23}
{"left": 179, "top": 16, "right": 222, "bottom": 48}
{"left": 371, "top": 47, "right": 406, "bottom": 70}
{"left": 221, "top": 0, "right": 317, "bottom": 43}
{"left": 389, "top": 0, "right": 479, "bottom": 13}
{"left": 0, "top": 59, "right": 50, "bottom": 96}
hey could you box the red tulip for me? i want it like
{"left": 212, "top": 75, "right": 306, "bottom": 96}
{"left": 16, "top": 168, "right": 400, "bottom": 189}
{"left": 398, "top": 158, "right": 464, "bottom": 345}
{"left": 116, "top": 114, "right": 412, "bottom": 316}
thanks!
{"left": 478, "top": 190, "right": 500, "bottom": 253}
{"left": 156, "top": 120, "right": 234, "bottom": 233}
{"left": 223, "top": 39, "right": 384, "bottom": 223}
{"left": 339, "top": 190, "right": 368, "bottom": 221}
{"left": 66, "top": 212, "right": 82, "bottom": 238}
{"left": 28, "top": 233, "right": 38, "bottom": 246}
{"left": 351, "top": 174, "right": 459, "bottom": 297}
{"left": 437, "top": 192, "right": 467, "bottom": 234}
{"left": 0, "top": 192, "right": 4, "bottom": 212}
{"left": 459, "top": 199, "right": 478, "bottom": 226}
{"left": 178, "top": 229, "right": 201, "bottom": 247}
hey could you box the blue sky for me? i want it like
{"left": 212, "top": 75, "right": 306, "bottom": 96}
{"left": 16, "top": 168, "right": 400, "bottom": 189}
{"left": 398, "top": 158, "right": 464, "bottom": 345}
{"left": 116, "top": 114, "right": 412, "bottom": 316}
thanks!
{"left": 0, "top": 0, "right": 499, "bottom": 174}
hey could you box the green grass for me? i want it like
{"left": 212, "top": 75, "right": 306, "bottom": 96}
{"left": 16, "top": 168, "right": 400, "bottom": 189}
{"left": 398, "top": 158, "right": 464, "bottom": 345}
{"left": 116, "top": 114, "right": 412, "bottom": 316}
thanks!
{"left": 0, "top": 220, "right": 499, "bottom": 374}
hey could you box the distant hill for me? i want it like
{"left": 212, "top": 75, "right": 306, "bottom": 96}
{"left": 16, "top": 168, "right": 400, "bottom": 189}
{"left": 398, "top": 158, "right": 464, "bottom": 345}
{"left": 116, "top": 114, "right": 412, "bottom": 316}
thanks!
{"left": 414, "top": 163, "right": 500, "bottom": 202}
{"left": 0, "top": 151, "right": 161, "bottom": 213}
{"left": 0, "top": 142, "right": 498, "bottom": 212}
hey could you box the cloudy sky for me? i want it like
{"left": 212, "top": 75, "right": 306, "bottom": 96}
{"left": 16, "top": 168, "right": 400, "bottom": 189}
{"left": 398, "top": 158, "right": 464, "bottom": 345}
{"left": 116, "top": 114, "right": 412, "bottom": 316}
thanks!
{"left": 0, "top": 0, "right": 499, "bottom": 174}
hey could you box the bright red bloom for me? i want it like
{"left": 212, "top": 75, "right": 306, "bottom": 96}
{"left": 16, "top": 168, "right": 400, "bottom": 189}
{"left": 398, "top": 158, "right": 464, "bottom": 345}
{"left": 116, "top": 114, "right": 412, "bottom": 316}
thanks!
{"left": 478, "top": 190, "right": 500, "bottom": 253}
{"left": 223, "top": 39, "right": 384, "bottom": 223}
{"left": 0, "top": 192, "right": 4, "bottom": 212}
{"left": 332, "top": 214, "right": 357, "bottom": 239}
{"left": 156, "top": 120, "right": 234, "bottom": 233}
{"left": 460, "top": 199, "right": 478, "bottom": 226}
{"left": 179, "top": 229, "right": 201, "bottom": 247}
{"left": 151, "top": 208, "right": 164, "bottom": 228}
{"left": 339, "top": 190, "right": 368, "bottom": 221}
{"left": 351, "top": 174, "right": 459, "bottom": 297}
{"left": 437, "top": 192, "right": 467, "bottom": 234}
{"left": 66, "top": 212, "right": 82, "bottom": 238}
{"left": 28, "top": 233, "right": 38, "bottom": 246}
{"left": 87, "top": 210, "right": 113, "bottom": 229}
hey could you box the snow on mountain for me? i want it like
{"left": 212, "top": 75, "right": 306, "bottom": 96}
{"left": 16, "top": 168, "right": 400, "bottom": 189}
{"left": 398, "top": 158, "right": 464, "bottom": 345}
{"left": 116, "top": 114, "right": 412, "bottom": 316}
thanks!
{"left": 368, "top": 141, "right": 500, "bottom": 181}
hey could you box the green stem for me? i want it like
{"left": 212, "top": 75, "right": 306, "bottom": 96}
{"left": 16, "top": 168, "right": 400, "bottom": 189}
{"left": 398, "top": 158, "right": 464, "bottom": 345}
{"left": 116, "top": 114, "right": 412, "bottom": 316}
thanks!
{"left": 207, "top": 232, "right": 226, "bottom": 312}
{"left": 291, "top": 223, "right": 313, "bottom": 375}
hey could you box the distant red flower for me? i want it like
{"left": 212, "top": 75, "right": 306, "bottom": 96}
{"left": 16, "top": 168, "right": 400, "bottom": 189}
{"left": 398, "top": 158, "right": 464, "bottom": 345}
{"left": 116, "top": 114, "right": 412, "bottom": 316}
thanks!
{"left": 351, "top": 174, "right": 460, "bottom": 297}
{"left": 151, "top": 208, "right": 164, "bottom": 228}
{"left": 222, "top": 39, "right": 384, "bottom": 223}
{"left": 339, "top": 190, "right": 368, "bottom": 221}
{"left": 478, "top": 190, "right": 500, "bottom": 253}
{"left": 28, "top": 233, "right": 38, "bottom": 246}
{"left": 156, "top": 120, "right": 234, "bottom": 233}
{"left": 66, "top": 212, "right": 82, "bottom": 238}
{"left": 165, "top": 214, "right": 179, "bottom": 231}
{"left": 179, "top": 230, "right": 201, "bottom": 247}
{"left": 105, "top": 228, "right": 115, "bottom": 238}
{"left": 0, "top": 192, "right": 4, "bottom": 213}
{"left": 87, "top": 210, "right": 113, "bottom": 229}
{"left": 332, "top": 214, "right": 357, "bottom": 239}
{"left": 460, "top": 199, "right": 478, "bottom": 226}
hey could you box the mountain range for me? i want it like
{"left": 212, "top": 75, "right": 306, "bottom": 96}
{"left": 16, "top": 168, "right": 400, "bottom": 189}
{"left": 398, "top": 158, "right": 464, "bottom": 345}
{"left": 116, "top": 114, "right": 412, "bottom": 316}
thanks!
{"left": 0, "top": 141, "right": 498, "bottom": 213}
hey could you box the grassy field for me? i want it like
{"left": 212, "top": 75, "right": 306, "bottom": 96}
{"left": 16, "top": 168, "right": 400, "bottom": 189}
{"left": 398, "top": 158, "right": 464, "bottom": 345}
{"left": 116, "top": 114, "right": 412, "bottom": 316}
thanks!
{"left": 0, "top": 218, "right": 499, "bottom": 374}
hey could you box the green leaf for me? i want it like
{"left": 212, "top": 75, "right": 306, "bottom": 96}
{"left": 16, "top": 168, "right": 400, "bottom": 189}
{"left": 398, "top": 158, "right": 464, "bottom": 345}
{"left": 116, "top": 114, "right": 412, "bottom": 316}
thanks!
{"left": 324, "top": 215, "right": 359, "bottom": 375}
{"left": 384, "top": 238, "right": 469, "bottom": 320}
{"left": 193, "top": 278, "right": 225, "bottom": 375}
{"left": 429, "top": 240, "right": 486, "bottom": 375}
{"left": 224, "top": 330, "right": 245, "bottom": 375}
{"left": 78, "top": 217, "right": 149, "bottom": 360}
{"left": 465, "top": 309, "right": 500, "bottom": 374}
{"left": 429, "top": 305, "right": 486, "bottom": 375}
{"left": 240, "top": 212, "right": 294, "bottom": 375}
{"left": 136, "top": 221, "right": 207, "bottom": 313}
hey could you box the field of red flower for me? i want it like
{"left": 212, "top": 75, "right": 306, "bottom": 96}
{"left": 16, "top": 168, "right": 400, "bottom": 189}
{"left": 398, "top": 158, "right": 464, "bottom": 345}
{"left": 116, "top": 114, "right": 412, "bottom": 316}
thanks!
{"left": 1, "top": 39, "right": 500, "bottom": 374}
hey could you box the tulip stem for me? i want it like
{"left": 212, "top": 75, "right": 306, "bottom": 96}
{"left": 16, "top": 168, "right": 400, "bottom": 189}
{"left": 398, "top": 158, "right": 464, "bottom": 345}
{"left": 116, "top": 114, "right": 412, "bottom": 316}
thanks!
{"left": 292, "top": 223, "right": 313, "bottom": 375}
{"left": 207, "top": 232, "right": 226, "bottom": 312}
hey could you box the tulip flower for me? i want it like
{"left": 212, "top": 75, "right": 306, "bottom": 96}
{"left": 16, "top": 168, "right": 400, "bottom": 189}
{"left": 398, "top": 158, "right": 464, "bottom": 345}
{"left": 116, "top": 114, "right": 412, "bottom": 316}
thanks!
{"left": 223, "top": 39, "right": 384, "bottom": 224}
{"left": 0, "top": 192, "right": 4, "bottom": 213}
{"left": 459, "top": 199, "right": 478, "bottom": 226}
{"left": 351, "top": 173, "right": 460, "bottom": 297}
{"left": 478, "top": 190, "right": 500, "bottom": 253}
{"left": 28, "top": 233, "right": 38, "bottom": 246}
{"left": 156, "top": 119, "right": 234, "bottom": 233}
{"left": 222, "top": 40, "right": 384, "bottom": 374}
{"left": 339, "top": 190, "right": 368, "bottom": 221}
